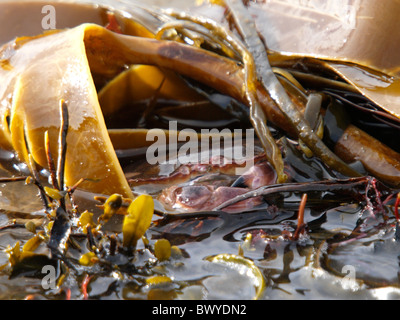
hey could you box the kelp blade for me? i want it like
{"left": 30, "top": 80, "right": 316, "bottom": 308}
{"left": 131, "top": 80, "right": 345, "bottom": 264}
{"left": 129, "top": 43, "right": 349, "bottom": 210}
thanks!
{"left": 0, "top": 24, "right": 133, "bottom": 198}
{"left": 245, "top": 0, "right": 400, "bottom": 120}
{"left": 0, "top": 22, "right": 254, "bottom": 197}
{"left": 248, "top": 0, "right": 400, "bottom": 75}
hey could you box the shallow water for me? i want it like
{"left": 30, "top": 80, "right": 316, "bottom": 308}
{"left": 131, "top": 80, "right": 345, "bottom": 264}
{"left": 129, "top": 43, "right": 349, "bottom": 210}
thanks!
{"left": 0, "top": 144, "right": 399, "bottom": 300}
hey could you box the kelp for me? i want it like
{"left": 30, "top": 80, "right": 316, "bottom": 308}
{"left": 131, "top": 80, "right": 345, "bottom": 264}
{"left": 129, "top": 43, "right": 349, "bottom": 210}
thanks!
{"left": 1, "top": 21, "right": 269, "bottom": 197}
{"left": 225, "top": 0, "right": 359, "bottom": 179}
{"left": 155, "top": 10, "right": 286, "bottom": 182}
{"left": 0, "top": 2, "right": 400, "bottom": 197}
{"left": 241, "top": 0, "right": 400, "bottom": 161}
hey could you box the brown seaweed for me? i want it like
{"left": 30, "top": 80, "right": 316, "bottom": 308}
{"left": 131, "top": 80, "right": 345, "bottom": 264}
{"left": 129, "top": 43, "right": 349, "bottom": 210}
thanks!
{"left": 0, "top": 0, "right": 400, "bottom": 194}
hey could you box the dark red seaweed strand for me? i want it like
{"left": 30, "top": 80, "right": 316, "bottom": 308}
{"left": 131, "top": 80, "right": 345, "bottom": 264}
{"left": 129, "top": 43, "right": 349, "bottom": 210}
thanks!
{"left": 395, "top": 193, "right": 400, "bottom": 222}
{"left": 292, "top": 193, "right": 307, "bottom": 241}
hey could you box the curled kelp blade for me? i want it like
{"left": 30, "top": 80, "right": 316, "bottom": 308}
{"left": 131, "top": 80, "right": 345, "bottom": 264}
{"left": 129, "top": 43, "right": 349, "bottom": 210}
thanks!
{"left": 98, "top": 64, "right": 204, "bottom": 117}
{"left": 196, "top": 0, "right": 400, "bottom": 129}
{"left": 324, "top": 62, "right": 400, "bottom": 121}
{"left": 244, "top": 0, "right": 400, "bottom": 77}
{"left": 239, "top": 0, "right": 400, "bottom": 122}
{"left": 0, "top": 21, "right": 254, "bottom": 198}
{"left": 270, "top": 55, "right": 400, "bottom": 126}
{"left": 0, "top": 25, "right": 133, "bottom": 198}
{"left": 99, "top": 62, "right": 252, "bottom": 136}
{"left": 0, "top": 20, "right": 254, "bottom": 198}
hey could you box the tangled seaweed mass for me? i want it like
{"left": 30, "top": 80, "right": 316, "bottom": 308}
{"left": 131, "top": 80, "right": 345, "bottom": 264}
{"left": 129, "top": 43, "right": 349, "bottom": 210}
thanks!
{"left": 0, "top": 0, "right": 400, "bottom": 299}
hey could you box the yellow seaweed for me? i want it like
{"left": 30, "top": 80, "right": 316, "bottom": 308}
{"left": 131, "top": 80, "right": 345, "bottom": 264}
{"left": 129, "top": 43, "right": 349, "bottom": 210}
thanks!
{"left": 79, "top": 210, "right": 96, "bottom": 234}
{"left": 79, "top": 251, "right": 98, "bottom": 266}
{"left": 99, "top": 193, "right": 123, "bottom": 223}
{"left": 122, "top": 194, "right": 154, "bottom": 248}
{"left": 146, "top": 275, "right": 172, "bottom": 286}
{"left": 22, "top": 234, "right": 44, "bottom": 253}
{"left": 154, "top": 238, "right": 172, "bottom": 262}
